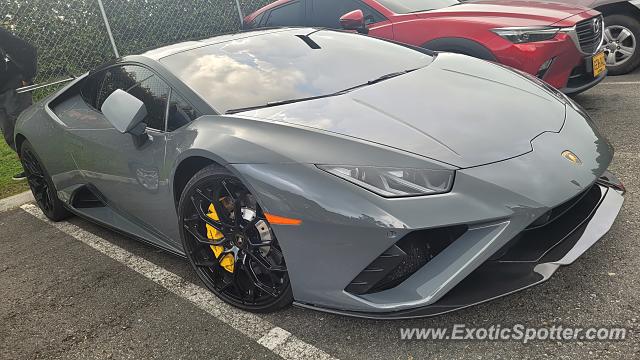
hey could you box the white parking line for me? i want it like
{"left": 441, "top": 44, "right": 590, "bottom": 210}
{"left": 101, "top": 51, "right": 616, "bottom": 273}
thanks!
{"left": 600, "top": 81, "right": 640, "bottom": 85}
{"left": 20, "top": 204, "right": 338, "bottom": 360}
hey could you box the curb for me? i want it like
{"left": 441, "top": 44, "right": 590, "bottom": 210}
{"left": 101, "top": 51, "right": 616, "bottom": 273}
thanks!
{"left": 0, "top": 191, "right": 34, "bottom": 212}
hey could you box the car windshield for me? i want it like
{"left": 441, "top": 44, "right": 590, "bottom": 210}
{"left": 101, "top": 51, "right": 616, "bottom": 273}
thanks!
{"left": 375, "top": 0, "right": 460, "bottom": 13}
{"left": 160, "top": 29, "right": 433, "bottom": 114}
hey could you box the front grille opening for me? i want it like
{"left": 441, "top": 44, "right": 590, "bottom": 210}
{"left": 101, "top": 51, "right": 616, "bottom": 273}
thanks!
{"left": 526, "top": 186, "right": 593, "bottom": 230}
{"left": 576, "top": 17, "right": 603, "bottom": 54}
{"left": 492, "top": 184, "right": 602, "bottom": 262}
{"left": 345, "top": 225, "right": 467, "bottom": 295}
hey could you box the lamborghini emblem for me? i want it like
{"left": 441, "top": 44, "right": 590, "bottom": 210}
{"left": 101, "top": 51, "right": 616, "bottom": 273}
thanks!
{"left": 562, "top": 150, "right": 582, "bottom": 165}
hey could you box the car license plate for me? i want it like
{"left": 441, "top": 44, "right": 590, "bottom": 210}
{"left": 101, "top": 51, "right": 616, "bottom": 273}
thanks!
{"left": 592, "top": 52, "right": 606, "bottom": 77}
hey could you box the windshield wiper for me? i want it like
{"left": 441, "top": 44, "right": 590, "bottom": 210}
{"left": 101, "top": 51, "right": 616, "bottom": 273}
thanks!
{"left": 225, "top": 93, "right": 340, "bottom": 114}
{"left": 225, "top": 67, "right": 423, "bottom": 115}
{"left": 366, "top": 70, "right": 412, "bottom": 85}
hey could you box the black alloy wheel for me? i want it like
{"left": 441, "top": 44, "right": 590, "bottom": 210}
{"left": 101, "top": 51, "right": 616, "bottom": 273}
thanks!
{"left": 179, "top": 165, "right": 293, "bottom": 312}
{"left": 20, "top": 140, "right": 70, "bottom": 221}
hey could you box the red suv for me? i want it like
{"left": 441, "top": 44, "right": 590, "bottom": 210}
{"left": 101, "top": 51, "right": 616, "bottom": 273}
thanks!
{"left": 245, "top": 0, "right": 607, "bottom": 94}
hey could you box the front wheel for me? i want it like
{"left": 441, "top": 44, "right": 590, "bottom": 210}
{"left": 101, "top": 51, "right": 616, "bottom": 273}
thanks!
{"left": 603, "top": 14, "right": 640, "bottom": 75}
{"left": 178, "top": 165, "right": 293, "bottom": 312}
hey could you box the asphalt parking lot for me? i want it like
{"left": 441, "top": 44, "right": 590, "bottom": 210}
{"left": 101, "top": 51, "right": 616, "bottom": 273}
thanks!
{"left": 2, "top": 70, "right": 640, "bottom": 360}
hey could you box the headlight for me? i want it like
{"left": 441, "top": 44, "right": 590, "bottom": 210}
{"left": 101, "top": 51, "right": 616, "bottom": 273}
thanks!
{"left": 492, "top": 27, "right": 560, "bottom": 44}
{"left": 317, "top": 165, "right": 455, "bottom": 197}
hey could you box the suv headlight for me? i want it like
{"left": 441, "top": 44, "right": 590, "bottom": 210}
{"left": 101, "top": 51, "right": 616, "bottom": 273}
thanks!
{"left": 492, "top": 27, "right": 560, "bottom": 44}
{"left": 317, "top": 165, "right": 455, "bottom": 197}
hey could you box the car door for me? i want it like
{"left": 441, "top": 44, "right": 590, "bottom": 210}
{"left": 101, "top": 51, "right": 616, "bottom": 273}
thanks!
{"left": 309, "top": 0, "right": 394, "bottom": 38}
{"left": 71, "top": 64, "right": 178, "bottom": 245}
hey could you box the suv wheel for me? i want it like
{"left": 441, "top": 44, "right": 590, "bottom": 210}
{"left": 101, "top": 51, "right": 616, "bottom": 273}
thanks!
{"left": 603, "top": 14, "right": 640, "bottom": 75}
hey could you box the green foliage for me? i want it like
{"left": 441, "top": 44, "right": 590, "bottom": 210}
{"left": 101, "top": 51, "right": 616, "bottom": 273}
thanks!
{"left": 0, "top": 135, "right": 28, "bottom": 199}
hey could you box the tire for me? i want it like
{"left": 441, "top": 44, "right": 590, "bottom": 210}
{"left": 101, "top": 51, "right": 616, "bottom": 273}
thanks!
{"left": 178, "top": 165, "right": 293, "bottom": 312}
{"left": 20, "top": 140, "right": 70, "bottom": 222}
{"left": 603, "top": 14, "right": 640, "bottom": 75}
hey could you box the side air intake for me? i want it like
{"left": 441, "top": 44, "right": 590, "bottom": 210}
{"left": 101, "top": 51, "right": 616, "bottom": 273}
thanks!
{"left": 71, "top": 185, "right": 106, "bottom": 209}
{"left": 345, "top": 225, "right": 468, "bottom": 295}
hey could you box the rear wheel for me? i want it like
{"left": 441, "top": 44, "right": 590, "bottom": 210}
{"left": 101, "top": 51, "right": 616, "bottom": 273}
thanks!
{"left": 20, "top": 140, "right": 70, "bottom": 221}
{"left": 603, "top": 14, "right": 640, "bottom": 75}
{"left": 178, "top": 165, "right": 293, "bottom": 312}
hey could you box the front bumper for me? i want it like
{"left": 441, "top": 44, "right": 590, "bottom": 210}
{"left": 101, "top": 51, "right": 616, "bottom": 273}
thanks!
{"left": 295, "top": 180, "right": 623, "bottom": 319}
{"left": 233, "top": 104, "right": 619, "bottom": 318}
{"left": 561, "top": 65, "right": 607, "bottom": 95}
{"left": 493, "top": 32, "right": 605, "bottom": 95}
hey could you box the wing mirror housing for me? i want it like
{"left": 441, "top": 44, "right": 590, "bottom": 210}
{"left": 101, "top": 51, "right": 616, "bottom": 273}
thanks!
{"left": 340, "top": 10, "right": 369, "bottom": 34}
{"left": 101, "top": 89, "right": 148, "bottom": 136}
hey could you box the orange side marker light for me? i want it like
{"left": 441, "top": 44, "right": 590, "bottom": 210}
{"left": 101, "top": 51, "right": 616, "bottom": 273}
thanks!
{"left": 264, "top": 213, "right": 302, "bottom": 226}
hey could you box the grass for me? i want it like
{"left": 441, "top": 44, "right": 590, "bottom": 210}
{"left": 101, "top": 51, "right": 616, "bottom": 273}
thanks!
{"left": 0, "top": 136, "right": 29, "bottom": 199}
{"left": 0, "top": 87, "right": 62, "bottom": 200}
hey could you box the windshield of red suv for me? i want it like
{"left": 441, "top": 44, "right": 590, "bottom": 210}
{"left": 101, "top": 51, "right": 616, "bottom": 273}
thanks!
{"left": 375, "top": 0, "right": 459, "bottom": 13}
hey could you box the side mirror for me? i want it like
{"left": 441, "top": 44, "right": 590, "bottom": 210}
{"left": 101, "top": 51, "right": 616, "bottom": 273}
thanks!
{"left": 101, "top": 89, "right": 148, "bottom": 136}
{"left": 340, "top": 9, "right": 368, "bottom": 34}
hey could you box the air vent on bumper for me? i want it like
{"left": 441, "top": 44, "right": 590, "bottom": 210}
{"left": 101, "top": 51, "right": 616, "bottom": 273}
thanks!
{"left": 345, "top": 225, "right": 468, "bottom": 295}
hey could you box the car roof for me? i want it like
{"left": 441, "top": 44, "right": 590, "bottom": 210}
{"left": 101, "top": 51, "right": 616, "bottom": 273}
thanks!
{"left": 139, "top": 27, "right": 312, "bottom": 61}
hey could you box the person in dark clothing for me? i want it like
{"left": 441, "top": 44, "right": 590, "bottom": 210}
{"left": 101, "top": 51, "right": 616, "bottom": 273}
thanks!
{"left": 0, "top": 26, "right": 37, "bottom": 181}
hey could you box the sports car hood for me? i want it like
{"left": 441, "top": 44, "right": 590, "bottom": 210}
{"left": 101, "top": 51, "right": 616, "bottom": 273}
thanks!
{"left": 237, "top": 53, "right": 567, "bottom": 168}
{"left": 416, "top": 0, "right": 593, "bottom": 26}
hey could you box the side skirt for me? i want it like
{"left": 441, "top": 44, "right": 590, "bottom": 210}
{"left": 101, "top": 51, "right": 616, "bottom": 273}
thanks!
{"left": 62, "top": 185, "right": 186, "bottom": 258}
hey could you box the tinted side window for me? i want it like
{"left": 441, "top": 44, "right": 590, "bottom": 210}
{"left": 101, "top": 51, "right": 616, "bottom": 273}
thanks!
{"left": 95, "top": 67, "right": 137, "bottom": 110}
{"left": 86, "top": 65, "right": 169, "bottom": 131}
{"left": 80, "top": 71, "right": 106, "bottom": 108}
{"left": 167, "top": 91, "right": 199, "bottom": 131}
{"left": 311, "top": 0, "right": 385, "bottom": 28}
{"left": 124, "top": 66, "right": 170, "bottom": 131}
{"left": 264, "top": 1, "right": 304, "bottom": 26}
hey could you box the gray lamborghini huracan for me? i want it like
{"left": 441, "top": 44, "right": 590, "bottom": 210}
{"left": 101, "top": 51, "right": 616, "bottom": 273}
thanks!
{"left": 15, "top": 28, "right": 624, "bottom": 318}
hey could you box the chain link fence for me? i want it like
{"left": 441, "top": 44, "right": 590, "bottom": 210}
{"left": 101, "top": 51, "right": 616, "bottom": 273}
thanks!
{"left": 2, "top": 0, "right": 271, "bottom": 98}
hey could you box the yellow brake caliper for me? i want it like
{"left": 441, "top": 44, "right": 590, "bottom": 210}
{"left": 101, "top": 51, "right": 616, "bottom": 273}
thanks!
{"left": 206, "top": 204, "right": 234, "bottom": 273}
